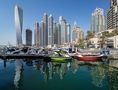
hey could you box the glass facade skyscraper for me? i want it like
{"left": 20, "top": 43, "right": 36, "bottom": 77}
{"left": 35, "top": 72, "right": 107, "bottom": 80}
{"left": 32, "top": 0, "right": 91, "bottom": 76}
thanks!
{"left": 59, "top": 16, "right": 67, "bottom": 45}
{"left": 67, "top": 23, "right": 71, "bottom": 43}
{"left": 43, "top": 13, "right": 48, "bottom": 47}
{"left": 34, "top": 22, "right": 40, "bottom": 47}
{"left": 15, "top": 5, "right": 23, "bottom": 46}
{"left": 39, "top": 21, "right": 44, "bottom": 47}
{"left": 26, "top": 29, "right": 32, "bottom": 46}
{"left": 48, "top": 15, "right": 53, "bottom": 46}
{"left": 91, "top": 8, "right": 105, "bottom": 33}
{"left": 72, "top": 21, "right": 84, "bottom": 43}
{"left": 13, "top": 5, "right": 85, "bottom": 48}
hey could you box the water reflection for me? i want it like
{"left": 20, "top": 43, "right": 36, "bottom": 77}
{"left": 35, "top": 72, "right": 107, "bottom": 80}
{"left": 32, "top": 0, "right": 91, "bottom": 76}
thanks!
{"left": 108, "top": 60, "right": 118, "bottom": 90}
{"left": 24, "top": 59, "right": 108, "bottom": 83}
{"left": 108, "top": 66, "right": 118, "bottom": 90}
{"left": 25, "top": 60, "right": 70, "bottom": 80}
{"left": 90, "top": 64, "right": 106, "bottom": 87}
{"left": 0, "top": 59, "right": 118, "bottom": 90}
{"left": 14, "top": 59, "right": 23, "bottom": 89}
{"left": 3, "top": 60, "right": 7, "bottom": 68}
{"left": 71, "top": 60, "right": 80, "bottom": 74}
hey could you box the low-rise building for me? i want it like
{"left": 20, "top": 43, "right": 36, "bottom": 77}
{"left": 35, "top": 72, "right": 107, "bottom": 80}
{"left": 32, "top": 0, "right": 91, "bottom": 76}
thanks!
{"left": 107, "top": 35, "right": 118, "bottom": 48}
{"left": 89, "top": 37, "right": 99, "bottom": 48}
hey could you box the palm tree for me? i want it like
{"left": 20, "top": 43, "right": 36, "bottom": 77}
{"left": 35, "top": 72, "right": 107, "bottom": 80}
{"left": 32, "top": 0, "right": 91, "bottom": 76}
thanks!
{"left": 102, "top": 31, "right": 109, "bottom": 37}
{"left": 100, "top": 35, "right": 106, "bottom": 48}
{"left": 112, "top": 29, "right": 118, "bottom": 36}
{"left": 100, "top": 31, "right": 109, "bottom": 48}
{"left": 86, "top": 31, "right": 94, "bottom": 40}
{"left": 86, "top": 30, "right": 94, "bottom": 48}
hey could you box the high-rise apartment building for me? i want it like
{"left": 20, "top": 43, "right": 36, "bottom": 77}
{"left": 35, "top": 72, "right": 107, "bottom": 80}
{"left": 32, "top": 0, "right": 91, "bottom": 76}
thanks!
{"left": 107, "top": 0, "right": 118, "bottom": 29}
{"left": 22, "top": 12, "right": 75, "bottom": 47}
{"left": 59, "top": 16, "right": 67, "bottom": 45}
{"left": 43, "top": 13, "right": 48, "bottom": 47}
{"left": 110, "top": 0, "right": 118, "bottom": 7}
{"left": 48, "top": 15, "right": 53, "bottom": 46}
{"left": 39, "top": 21, "right": 44, "bottom": 47}
{"left": 53, "top": 23, "right": 61, "bottom": 46}
{"left": 26, "top": 29, "right": 32, "bottom": 46}
{"left": 34, "top": 22, "right": 40, "bottom": 47}
{"left": 53, "top": 22, "right": 57, "bottom": 45}
{"left": 72, "top": 21, "right": 84, "bottom": 43}
{"left": 91, "top": 8, "right": 105, "bottom": 33}
{"left": 15, "top": 5, "right": 23, "bottom": 46}
{"left": 67, "top": 23, "right": 71, "bottom": 43}
{"left": 72, "top": 21, "right": 77, "bottom": 42}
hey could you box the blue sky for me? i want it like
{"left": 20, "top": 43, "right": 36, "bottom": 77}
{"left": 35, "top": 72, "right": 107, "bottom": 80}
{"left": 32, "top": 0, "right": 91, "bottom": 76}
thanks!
{"left": 0, "top": 0, "right": 109, "bottom": 45}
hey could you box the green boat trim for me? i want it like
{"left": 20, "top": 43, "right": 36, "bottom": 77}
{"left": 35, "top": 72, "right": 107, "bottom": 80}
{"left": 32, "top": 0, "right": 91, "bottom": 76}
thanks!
{"left": 51, "top": 57, "right": 69, "bottom": 61}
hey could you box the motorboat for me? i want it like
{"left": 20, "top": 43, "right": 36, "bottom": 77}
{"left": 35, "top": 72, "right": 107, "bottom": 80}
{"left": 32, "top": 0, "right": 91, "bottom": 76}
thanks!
{"left": 75, "top": 54, "right": 102, "bottom": 62}
{"left": 51, "top": 57, "right": 71, "bottom": 62}
{"left": 49, "top": 51, "right": 71, "bottom": 62}
{"left": 74, "top": 50, "right": 103, "bottom": 62}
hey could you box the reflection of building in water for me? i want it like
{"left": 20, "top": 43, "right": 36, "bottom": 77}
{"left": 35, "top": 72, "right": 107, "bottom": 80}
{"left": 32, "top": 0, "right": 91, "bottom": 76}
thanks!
{"left": 3, "top": 60, "right": 7, "bottom": 68}
{"left": 14, "top": 59, "right": 23, "bottom": 89}
{"left": 43, "top": 62, "right": 68, "bottom": 80}
{"left": 43, "top": 62, "right": 49, "bottom": 81}
{"left": 108, "top": 60, "right": 118, "bottom": 90}
{"left": 71, "top": 60, "right": 80, "bottom": 74}
{"left": 108, "top": 67, "right": 118, "bottom": 90}
{"left": 109, "top": 60, "right": 118, "bottom": 68}
{"left": 30, "top": 60, "right": 44, "bottom": 70}
{"left": 90, "top": 65, "right": 106, "bottom": 87}
{"left": 59, "top": 63, "right": 67, "bottom": 79}
{"left": 48, "top": 62, "right": 53, "bottom": 80}
{"left": 32, "top": 61, "right": 70, "bottom": 81}
{"left": 25, "top": 59, "right": 33, "bottom": 66}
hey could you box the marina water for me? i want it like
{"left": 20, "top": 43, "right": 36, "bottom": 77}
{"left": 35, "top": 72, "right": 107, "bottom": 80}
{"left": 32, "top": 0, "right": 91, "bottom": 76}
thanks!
{"left": 0, "top": 59, "right": 118, "bottom": 90}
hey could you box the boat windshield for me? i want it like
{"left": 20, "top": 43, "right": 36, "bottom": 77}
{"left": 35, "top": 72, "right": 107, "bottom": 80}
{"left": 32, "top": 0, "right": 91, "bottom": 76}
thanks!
{"left": 50, "top": 51, "right": 60, "bottom": 57}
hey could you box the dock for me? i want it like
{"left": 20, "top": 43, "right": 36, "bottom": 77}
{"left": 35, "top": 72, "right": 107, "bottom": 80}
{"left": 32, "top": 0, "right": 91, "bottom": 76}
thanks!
{"left": 0, "top": 54, "right": 50, "bottom": 59}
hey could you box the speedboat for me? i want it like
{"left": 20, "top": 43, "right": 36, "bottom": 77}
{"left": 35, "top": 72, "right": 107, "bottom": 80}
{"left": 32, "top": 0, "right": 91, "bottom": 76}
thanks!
{"left": 49, "top": 51, "right": 71, "bottom": 62}
{"left": 51, "top": 57, "right": 70, "bottom": 62}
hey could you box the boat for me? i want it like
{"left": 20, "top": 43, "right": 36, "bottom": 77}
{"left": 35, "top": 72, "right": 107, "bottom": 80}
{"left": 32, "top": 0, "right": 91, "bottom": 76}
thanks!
{"left": 75, "top": 54, "right": 102, "bottom": 62}
{"left": 74, "top": 50, "right": 103, "bottom": 62}
{"left": 51, "top": 57, "right": 70, "bottom": 62}
{"left": 49, "top": 50, "right": 71, "bottom": 62}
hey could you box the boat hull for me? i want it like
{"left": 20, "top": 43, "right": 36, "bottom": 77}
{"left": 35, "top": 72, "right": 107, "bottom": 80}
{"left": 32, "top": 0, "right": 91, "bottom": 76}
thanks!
{"left": 75, "top": 55, "right": 102, "bottom": 62}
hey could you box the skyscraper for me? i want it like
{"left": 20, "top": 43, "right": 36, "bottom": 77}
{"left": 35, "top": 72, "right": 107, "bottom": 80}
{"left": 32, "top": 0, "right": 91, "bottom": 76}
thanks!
{"left": 110, "top": 0, "right": 118, "bottom": 7}
{"left": 34, "top": 22, "right": 40, "bottom": 47}
{"left": 15, "top": 5, "right": 23, "bottom": 46}
{"left": 53, "top": 22, "right": 61, "bottom": 46}
{"left": 43, "top": 13, "right": 48, "bottom": 47}
{"left": 57, "top": 23, "right": 61, "bottom": 45}
{"left": 91, "top": 8, "right": 105, "bottom": 33}
{"left": 48, "top": 14, "right": 53, "bottom": 46}
{"left": 107, "top": 0, "right": 118, "bottom": 29}
{"left": 72, "top": 21, "right": 77, "bottom": 42}
{"left": 67, "top": 23, "right": 71, "bottom": 43}
{"left": 72, "top": 21, "right": 84, "bottom": 43}
{"left": 40, "top": 21, "right": 44, "bottom": 47}
{"left": 26, "top": 29, "right": 32, "bottom": 46}
{"left": 59, "top": 16, "right": 67, "bottom": 45}
{"left": 53, "top": 22, "right": 57, "bottom": 44}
